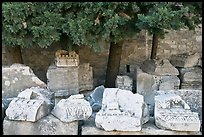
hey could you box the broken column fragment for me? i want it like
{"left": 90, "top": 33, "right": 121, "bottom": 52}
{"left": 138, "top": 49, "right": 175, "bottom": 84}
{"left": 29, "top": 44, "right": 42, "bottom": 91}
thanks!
{"left": 5, "top": 87, "right": 54, "bottom": 122}
{"left": 51, "top": 94, "right": 92, "bottom": 123}
{"left": 95, "top": 88, "right": 149, "bottom": 131}
{"left": 154, "top": 92, "right": 201, "bottom": 131}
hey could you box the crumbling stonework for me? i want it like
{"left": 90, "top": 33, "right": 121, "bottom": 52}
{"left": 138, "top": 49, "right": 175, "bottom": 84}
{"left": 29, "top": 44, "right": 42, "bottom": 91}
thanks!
{"left": 2, "top": 64, "right": 47, "bottom": 98}
{"left": 154, "top": 92, "right": 201, "bottom": 131}
{"left": 5, "top": 87, "right": 54, "bottom": 122}
{"left": 51, "top": 94, "right": 92, "bottom": 123}
{"left": 95, "top": 88, "right": 149, "bottom": 131}
{"left": 178, "top": 66, "right": 202, "bottom": 90}
{"left": 136, "top": 65, "right": 180, "bottom": 116}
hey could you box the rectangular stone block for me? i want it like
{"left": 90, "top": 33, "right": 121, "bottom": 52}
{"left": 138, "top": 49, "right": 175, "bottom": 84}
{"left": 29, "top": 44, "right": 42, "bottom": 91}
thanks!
{"left": 78, "top": 63, "right": 93, "bottom": 92}
{"left": 3, "top": 114, "right": 78, "bottom": 135}
{"left": 47, "top": 65, "right": 79, "bottom": 96}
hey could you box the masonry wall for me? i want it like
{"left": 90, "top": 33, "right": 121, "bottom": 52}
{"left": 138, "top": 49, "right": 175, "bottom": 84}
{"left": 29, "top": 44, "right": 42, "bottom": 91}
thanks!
{"left": 2, "top": 25, "right": 202, "bottom": 87}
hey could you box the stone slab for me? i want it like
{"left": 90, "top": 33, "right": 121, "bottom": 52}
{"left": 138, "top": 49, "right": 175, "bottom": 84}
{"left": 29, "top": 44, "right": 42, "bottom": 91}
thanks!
{"left": 3, "top": 114, "right": 78, "bottom": 135}
{"left": 81, "top": 117, "right": 201, "bottom": 135}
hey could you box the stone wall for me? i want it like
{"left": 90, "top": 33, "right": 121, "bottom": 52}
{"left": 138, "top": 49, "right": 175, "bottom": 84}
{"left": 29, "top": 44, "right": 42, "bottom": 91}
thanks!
{"left": 2, "top": 25, "right": 202, "bottom": 87}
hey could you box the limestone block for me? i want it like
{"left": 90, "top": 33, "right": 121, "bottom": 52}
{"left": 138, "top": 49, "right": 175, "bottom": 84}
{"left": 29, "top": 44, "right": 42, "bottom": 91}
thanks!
{"left": 81, "top": 116, "right": 201, "bottom": 135}
{"left": 55, "top": 50, "right": 79, "bottom": 67}
{"left": 95, "top": 88, "right": 148, "bottom": 131}
{"left": 3, "top": 114, "right": 78, "bottom": 135}
{"left": 178, "top": 67, "right": 202, "bottom": 90}
{"left": 140, "top": 59, "right": 179, "bottom": 76}
{"left": 115, "top": 75, "right": 133, "bottom": 91}
{"left": 170, "top": 53, "right": 188, "bottom": 67}
{"left": 170, "top": 53, "right": 202, "bottom": 68}
{"left": 157, "top": 89, "right": 202, "bottom": 123}
{"left": 5, "top": 87, "right": 54, "bottom": 122}
{"left": 184, "top": 53, "right": 201, "bottom": 67}
{"left": 136, "top": 66, "right": 181, "bottom": 116}
{"left": 2, "top": 63, "right": 46, "bottom": 98}
{"left": 87, "top": 85, "right": 105, "bottom": 112}
{"left": 154, "top": 59, "right": 179, "bottom": 76}
{"left": 51, "top": 94, "right": 92, "bottom": 122}
{"left": 47, "top": 65, "right": 79, "bottom": 96}
{"left": 78, "top": 63, "right": 94, "bottom": 92}
{"left": 157, "top": 75, "right": 180, "bottom": 90}
{"left": 154, "top": 92, "right": 201, "bottom": 131}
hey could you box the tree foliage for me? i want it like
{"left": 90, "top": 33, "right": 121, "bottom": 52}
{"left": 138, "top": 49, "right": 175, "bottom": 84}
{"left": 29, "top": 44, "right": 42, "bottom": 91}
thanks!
{"left": 2, "top": 2, "right": 202, "bottom": 50}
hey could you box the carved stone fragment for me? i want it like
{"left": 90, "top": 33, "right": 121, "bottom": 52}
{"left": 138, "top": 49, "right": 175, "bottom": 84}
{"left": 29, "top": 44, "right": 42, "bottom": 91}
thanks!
{"left": 95, "top": 88, "right": 148, "bottom": 131}
{"left": 154, "top": 92, "right": 201, "bottom": 131}
{"left": 51, "top": 94, "right": 92, "bottom": 122}
{"left": 5, "top": 87, "right": 54, "bottom": 122}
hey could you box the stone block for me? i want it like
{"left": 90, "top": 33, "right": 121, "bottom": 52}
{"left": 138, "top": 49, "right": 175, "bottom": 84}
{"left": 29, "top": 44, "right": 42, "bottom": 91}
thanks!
{"left": 95, "top": 88, "right": 148, "bottom": 131}
{"left": 5, "top": 87, "right": 54, "bottom": 122}
{"left": 47, "top": 65, "right": 79, "bottom": 97}
{"left": 81, "top": 116, "right": 201, "bottom": 135}
{"left": 51, "top": 94, "right": 92, "bottom": 122}
{"left": 2, "top": 64, "right": 47, "bottom": 98}
{"left": 140, "top": 59, "right": 179, "bottom": 76}
{"left": 154, "top": 92, "right": 201, "bottom": 131}
{"left": 78, "top": 63, "right": 94, "bottom": 92}
{"left": 115, "top": 75, "right": 133, "bottom": 91}
{"left": 3, "top": 114, "right": 78, "bottom": 135}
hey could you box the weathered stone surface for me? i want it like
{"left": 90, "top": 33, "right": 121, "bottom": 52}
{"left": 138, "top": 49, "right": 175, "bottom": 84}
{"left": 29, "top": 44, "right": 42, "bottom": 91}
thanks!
{"left": 81, "top": 116, "right": 201, "bottom": 135}
{"left": 136, "top": 67, "right": 180, "bottom": 116}
{"left": 5, "top": 87, "right": 54, "bottom": 122}
{"left": 78, "top": 63, "right": 94, "bottom": 92}
{"left": 87, "top": 85, "right": 105, "bottom": 112}
{"left": 51, "top": 94, "right": 92, "bottom": 122}
{"left": 184, "top": 53, "right": 201, "bottom": 67}
{"left": 140, "top": 59, "right": 179, "bottom": 76}
{"left": 3, "top": 114, "right": 78, "bottom": 135}
{"left": 157, "top": 89, "right": 202, "bottom": 123}
{"left": 178, "top": 67, "right": 202, "bottom": 90}
{"left": 95, "top": 88, "right": 148, "bottom": 131}
{"left": 55, "top": 50, "right": 79, "bottom": 67}
{"left": 154, "top": 92, "right": 201, "bottom": 131}
{"left": 136, "top": 67, "right": 156, "bottom": 105}
{"left": 170, "top": 53, "right": 202, "bottom": 68}
{"left": 47, "top": 64, "right": 79, "bottom": 97}
{"left": 115, "top": 75, "right": 133, "bottom": 91}
{"left": 156, "top": 75, "right": 180, "bottom": 90}
{"left": 2, "top": 64, "right": 46, "bottom": 98}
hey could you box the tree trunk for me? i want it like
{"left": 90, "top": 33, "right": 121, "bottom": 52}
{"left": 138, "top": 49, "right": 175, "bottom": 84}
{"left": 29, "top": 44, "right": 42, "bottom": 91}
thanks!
{"left": 105, "top": 41, "right": 123, "bottom": 88}
{"left": 5, "top": 45, "right": 23, "bottom": 65}
{"left": 150, "top": 34, "right": 159, "bottom": 59}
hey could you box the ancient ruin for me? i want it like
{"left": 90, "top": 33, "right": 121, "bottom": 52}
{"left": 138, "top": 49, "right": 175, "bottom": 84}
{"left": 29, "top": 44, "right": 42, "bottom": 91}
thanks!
{"left": 55, "top": 50, "right": 79, "bottom": 67}
{"left": 5, "top": 87, "right": 54, "bottom": 122}
{"left": 115, "top": 75, "right": 133, "bottom": 91}
{"left": 95, "top": 88, "right": 149, "bottom": 131}
{"left": 154, "top": 92, "right": 201, "bottom": 131}
{"left": 51, "top": 94, "right": 92, "bottom": 122}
